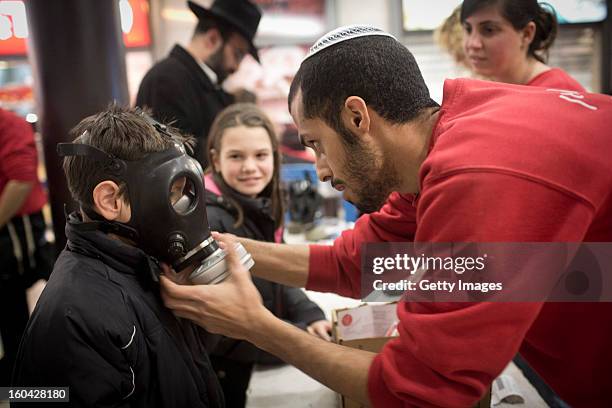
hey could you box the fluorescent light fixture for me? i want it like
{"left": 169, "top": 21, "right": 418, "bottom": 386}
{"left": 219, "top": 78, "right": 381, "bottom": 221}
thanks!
{"left": 259, "top": 14, "right": 325, "bottom": 38}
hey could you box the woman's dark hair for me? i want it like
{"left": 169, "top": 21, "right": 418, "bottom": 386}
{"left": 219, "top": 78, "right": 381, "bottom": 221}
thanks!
{"left": 461, "top": 0, "right": 557, "bottom": 63}
{"left": 206, "top": 103, "right": 284, "bottom": 230}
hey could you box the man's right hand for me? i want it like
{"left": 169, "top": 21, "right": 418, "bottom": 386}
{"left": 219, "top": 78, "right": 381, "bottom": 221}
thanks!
{"left": 161, "top": 234, "right": 271, "bottom": 341}
{"left": 213, "top": 231, "right": 311, "bottom": 289}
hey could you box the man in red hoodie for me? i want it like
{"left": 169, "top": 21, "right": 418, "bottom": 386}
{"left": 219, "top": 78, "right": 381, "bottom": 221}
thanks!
{"left": 0, "top": 108, "right": 52, "bottom": 386}
{"left": 160, "top": 25, "right": 612, "bottom": 407}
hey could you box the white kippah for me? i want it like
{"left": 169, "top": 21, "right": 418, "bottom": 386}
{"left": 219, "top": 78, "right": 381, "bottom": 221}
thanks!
{"left": 304, "top": 24, "right": 397, "bottom": 61}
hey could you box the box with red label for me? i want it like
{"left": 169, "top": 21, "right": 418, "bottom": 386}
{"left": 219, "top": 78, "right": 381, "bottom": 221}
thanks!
{"left": 331, "top": 303, "right": 490, "bottom": 408}
{"left": 331, "top": 303, "right": 398, "bottom": 408}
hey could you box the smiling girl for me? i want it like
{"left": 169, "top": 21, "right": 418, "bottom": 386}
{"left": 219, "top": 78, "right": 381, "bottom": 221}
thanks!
{"left": 204, "top": 103, "right": 330, "bottom": 407}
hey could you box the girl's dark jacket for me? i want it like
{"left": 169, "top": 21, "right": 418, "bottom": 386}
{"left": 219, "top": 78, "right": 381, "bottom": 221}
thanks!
{"left": 205, "top": 187, "right": 325, "bottom": 364}
{"left": 11, "top": 212, "right": 224, "bottom": 407}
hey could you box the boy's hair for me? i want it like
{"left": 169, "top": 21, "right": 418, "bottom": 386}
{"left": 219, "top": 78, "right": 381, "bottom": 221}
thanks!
{"left": 63, "top": 104, "right": 190, "bottom": 212}
{"left": 288, "top": 35, "right": 439, "bottom": 146}
{"left": 206, "top": 103, "right": 284, "bottom": 230}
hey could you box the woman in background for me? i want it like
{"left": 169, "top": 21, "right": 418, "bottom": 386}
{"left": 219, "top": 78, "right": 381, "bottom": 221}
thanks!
{"left": 435, "top": 5, "right": 471, "bottom": 70}
{"left": 204, "top": 103, "right": 331, "bottom": 407}
{"left": 460, "top": 0, "right": 585, "bottom": 90}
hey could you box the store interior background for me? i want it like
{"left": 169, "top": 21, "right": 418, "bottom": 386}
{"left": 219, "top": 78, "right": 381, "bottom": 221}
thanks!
{"left": 1, "top": 0, "right": 607, "bottom": 124}
{"left": 2, "top": 0, "right": 607, "bottom": 235}
{"left": 2, "top": 0, "right": 608, "bottom": 246}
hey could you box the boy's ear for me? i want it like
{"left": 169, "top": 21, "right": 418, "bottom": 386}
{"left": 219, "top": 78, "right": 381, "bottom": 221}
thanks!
{"left": 92, "top": 180, "right": 129, "bottom": 222}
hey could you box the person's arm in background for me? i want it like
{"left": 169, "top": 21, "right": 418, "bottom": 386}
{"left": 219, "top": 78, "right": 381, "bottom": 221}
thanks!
{"left": 0, "top": 110, "right": 38, "bottom": 228}
{"left": 0, "top": 180, "right": 33, "bottom": 228}
{"left": 236, "top": 192, "right": 418, "bottom": 292}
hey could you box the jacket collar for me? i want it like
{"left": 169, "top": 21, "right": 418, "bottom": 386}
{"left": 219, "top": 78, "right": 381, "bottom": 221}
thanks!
{"left": 198, "top": 58, "right": 219, "bottom": 85}
{"left": 65, "top": 212, "right": 160, "bottom": 281}
{"left": 206, "top": 184, "right": 276, "bottom": 241}
{"left": 206, "top": 182, "right": 272, "bottom": 218}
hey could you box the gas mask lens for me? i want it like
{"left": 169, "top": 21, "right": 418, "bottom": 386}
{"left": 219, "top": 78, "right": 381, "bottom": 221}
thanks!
{"left": 171, "top": 176, "right": 196, "bottom": 214}
{"left": 169, "top": 175, "right": 254, "bottom": 285}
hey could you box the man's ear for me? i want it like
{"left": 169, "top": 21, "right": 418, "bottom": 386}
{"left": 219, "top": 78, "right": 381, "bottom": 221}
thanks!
{"left": 341, "top": 96, "right": 371, "bottom": 135}
{"left": 92, "top": 180, "right": 128, "bottom": 221}
{"left": 206, "top": 28, "right": 224, "bottom": 51}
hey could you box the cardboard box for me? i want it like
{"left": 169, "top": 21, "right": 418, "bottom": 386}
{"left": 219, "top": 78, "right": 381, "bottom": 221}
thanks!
{"left": 331, "top": 304, "right": 491, "bottom": 408}
{"left": 331, "top": 304, "right": 397, "bottom": 408}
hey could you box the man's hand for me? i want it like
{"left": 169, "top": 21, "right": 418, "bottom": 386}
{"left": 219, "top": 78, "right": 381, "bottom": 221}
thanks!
{"left": 160, "top": 234, "right": 273, "bottom": 342}
{"left": 160, "top": 263, "right": 193, "bottom": 285}
{"left": 211, "top": 230, "right": 237, "bottom": 242}
{"left": 162, "top": 235, "right": 374, "bottom": 406}
{"left": 307, "top": 320, "right": 332, "bottom": 341}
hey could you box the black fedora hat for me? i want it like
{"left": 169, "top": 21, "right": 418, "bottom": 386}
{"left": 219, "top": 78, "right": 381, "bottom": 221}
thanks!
{"left": 187, "top": 0, "right": 262, "bottom": 62}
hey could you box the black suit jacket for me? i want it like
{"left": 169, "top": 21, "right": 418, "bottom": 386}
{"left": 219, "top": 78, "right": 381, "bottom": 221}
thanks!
{"left": 136, "top": 45, "right": 233, "bottom": 166}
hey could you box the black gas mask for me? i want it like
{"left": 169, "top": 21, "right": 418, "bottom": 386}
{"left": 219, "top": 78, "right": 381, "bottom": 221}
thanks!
{"left": 57, "top": 114, "right": 253, "bottom": 284}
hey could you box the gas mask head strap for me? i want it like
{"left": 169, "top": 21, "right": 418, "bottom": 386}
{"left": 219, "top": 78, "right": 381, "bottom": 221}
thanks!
{"left": 136, "top": 109, "right": 195, "bottom": 156}
{"left": 57, "top": 133, "right": 127, "bottom": 177}
{"left": 137, "top": 109, "right": 172, "bottom": 137}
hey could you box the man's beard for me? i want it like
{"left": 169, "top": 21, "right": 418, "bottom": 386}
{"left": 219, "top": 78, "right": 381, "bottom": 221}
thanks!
{"left": 206, "top": 45, "right": 230, "bottom": 84}
{"left": 339, "top": 126, "right": 401, "bottom": 214}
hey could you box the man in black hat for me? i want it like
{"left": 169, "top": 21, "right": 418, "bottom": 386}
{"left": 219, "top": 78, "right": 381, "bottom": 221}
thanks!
{"left": 136, "top": 0, "right": 262, "bottom": 167}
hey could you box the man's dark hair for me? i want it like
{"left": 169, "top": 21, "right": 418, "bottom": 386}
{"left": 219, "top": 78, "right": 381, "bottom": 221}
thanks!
{"left": 193, "top": 15, "right": 234, "bottom": 41}
{"left": 63, "top": 104, "right": 190, "bottom": 210}
{"left": 288, "top": 36, "right": 439, "bottom": 144}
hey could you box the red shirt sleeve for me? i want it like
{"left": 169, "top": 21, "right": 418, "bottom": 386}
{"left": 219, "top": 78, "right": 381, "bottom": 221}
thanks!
{"left": 306, "top": 192, "right": 418, "bottom": 298}
{"left": 0, "top": 109, "right": 47, "bottom": 215}
{"left": 367, "top": 172, "right": 594, "bottom": 407}
{"left": 0, "top": 110, "right": 39, "bottom": 183}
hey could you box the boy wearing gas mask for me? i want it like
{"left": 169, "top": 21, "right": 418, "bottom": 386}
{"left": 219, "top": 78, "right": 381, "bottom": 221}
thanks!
{"left": 12, "top": 105, "right": 224, "bottom": 407}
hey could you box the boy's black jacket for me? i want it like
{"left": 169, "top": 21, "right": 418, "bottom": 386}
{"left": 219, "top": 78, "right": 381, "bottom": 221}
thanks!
{"left": 11, "top": 212, "right": 224, "bottom": 407}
